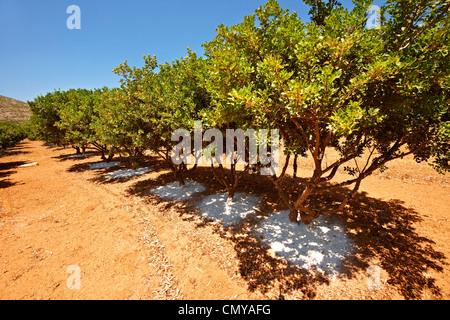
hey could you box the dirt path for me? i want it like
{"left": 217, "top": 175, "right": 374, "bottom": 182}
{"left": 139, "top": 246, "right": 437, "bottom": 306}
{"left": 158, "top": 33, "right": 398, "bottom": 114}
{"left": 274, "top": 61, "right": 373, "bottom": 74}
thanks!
{"left": 0, "top": 141, "right": 252, "bottom": 299}
{"left": 0, "top": 140, "right": 449, "bottom": 300}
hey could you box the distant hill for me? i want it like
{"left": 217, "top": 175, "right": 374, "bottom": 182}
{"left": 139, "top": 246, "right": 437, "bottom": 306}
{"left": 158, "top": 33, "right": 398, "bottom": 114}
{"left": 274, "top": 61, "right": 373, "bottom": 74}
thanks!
{"left": 0, "top": 95, "right": 32, "bottom": 123}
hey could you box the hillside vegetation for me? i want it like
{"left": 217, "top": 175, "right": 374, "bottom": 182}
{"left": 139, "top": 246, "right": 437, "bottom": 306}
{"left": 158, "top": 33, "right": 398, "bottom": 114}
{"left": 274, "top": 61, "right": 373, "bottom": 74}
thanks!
{"left": 0, "top": 95, "right": 32, "bottom": 124}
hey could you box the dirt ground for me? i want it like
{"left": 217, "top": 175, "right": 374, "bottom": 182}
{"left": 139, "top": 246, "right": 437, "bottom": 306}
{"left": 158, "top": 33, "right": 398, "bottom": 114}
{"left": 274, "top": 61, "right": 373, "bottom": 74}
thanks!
{"left": 0, "top": 140, "right": 448, "bottom": 300}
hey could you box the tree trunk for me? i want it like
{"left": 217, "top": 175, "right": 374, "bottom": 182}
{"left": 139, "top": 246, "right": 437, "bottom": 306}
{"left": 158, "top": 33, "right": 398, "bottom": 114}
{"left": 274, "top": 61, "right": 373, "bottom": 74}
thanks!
{"left": 293, "top": 182, "right": 316, "bottom": 211}
{"left": 129, "top": 156, "right": 139, "bottom": 169}
{"left": 174, "top": 169, "right": 185, "bottom": 186}
{"left": 298, "top": 210, "right": 320, "bottom": 225}
{"left": 293, "top": 154, "right": 298, "bottom": 179}
{"left": 227, "top": 188, "right": 236, "bottom": 202}
{"left": 269, "top": 175, "right": 299, "bottom": 223}
{"left": 288, "top": 208, "right": 299, "bottom": 223}
{"left": 293, "top": 179, "right": 322, "bottom": 224}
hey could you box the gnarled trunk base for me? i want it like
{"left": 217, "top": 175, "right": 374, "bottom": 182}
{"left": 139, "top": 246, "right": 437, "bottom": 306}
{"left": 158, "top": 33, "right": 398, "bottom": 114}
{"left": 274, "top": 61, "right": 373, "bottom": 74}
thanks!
{"left": 288, "top": 208, "right": 320, "bottom": 225}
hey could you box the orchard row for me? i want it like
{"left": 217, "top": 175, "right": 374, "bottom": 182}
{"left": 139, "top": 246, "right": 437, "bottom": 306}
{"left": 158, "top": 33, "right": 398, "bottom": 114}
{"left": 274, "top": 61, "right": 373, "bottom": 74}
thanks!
{"left": 26, "top": 0, "right": 449, "bottom": 224}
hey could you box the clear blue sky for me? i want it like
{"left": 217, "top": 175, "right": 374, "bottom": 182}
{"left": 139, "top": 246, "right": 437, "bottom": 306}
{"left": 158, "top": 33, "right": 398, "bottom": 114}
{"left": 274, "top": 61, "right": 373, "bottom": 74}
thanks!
{"left": 0, "top": 0, "right": 384, "bottom": 102}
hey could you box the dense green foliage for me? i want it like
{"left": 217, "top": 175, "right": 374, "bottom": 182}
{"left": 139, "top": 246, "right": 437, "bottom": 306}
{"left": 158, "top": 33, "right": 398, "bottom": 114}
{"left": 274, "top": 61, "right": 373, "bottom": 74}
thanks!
{"left": 203, "top": 0, "right": 449, "bottom": 222}
{"left": 56, "top": 88, "right": 108, "bottom": 155}
{"left": 0, "top": 121, "right": 26, "bottom": 150}
{"left": 28, "top": 90, "right": 68, "bottom": 146}
{"left": 27, "top": 0, "right": 449, "bottom": 224}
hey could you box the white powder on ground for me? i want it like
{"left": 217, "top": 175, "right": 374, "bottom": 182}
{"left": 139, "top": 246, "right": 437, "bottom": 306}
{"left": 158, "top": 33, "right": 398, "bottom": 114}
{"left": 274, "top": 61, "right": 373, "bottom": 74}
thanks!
{"left": 149, "top": 180, "right": 206, "bottom": 201}
{"left": 107, "top": 167, "right": 151, "bottom": 179}
{"left": 146, "top": 181, "right": 352, "bottom": 276}
{"left": 66, "top": 153, "right": 95, "bottom": 159}
{"left": 255, "top": 210, "right": 352, "bottom": 277}
{"left": 89, "top": 162, "right": 120, "bottom": 169}
{"left": 198, "top": 192, "right": 260, "bottom": 227}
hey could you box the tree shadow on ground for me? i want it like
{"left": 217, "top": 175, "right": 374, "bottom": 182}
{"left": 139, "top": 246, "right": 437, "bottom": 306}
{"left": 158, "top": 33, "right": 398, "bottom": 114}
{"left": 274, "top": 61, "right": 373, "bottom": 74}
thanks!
{"left": 340, "top": 193, "right": 446, "bottom": 299}
{"left": 43, "top": 142, "right": 68, "bottom": 150}
{"left": 127, "top": 166, "right": 446, "bottom": 299}
{"left": 51, "top": 152, "right": 100, "bottom": 162}
{"left": 0, "top": 161, "right": 28, "bottom": 189}
{"left": 67, "top": 155, "right": 169, "bottom": 185}
{"left": 0, "top": 144, "right": 30, "bottom": 157}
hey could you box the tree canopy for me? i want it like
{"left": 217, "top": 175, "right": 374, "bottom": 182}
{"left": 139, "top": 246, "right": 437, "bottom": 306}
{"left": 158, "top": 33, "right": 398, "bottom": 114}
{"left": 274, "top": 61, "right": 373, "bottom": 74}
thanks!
{"left": 202, "top": 0, "right": 449, "bottom": 223}
{"left": 27, "top": 0, "right": 449, "bottom": 224}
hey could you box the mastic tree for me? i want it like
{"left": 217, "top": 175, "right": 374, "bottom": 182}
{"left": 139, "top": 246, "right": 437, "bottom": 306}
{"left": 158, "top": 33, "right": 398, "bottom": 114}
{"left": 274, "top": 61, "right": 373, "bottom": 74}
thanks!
{"left": 28, "top": 90, "right": 69, "bottom": 146}
{"left": 92, "top": 86, "right": 150, "bottom": 166}
{"left": 109, "top": 51, "right": 210, "bottom": 182}
{"left": 203, "top": 0, "right": 449, "bottom": 224}
{"left": 303, "top": 0, "right": 342, "bottom": 26}
{"left": 146, "top": 51, "right": 210, "bottom": 185}
{"left": 56, "top": 88, "right": 112, "bottom": 158}
{"left": 0, "top": 121, "right": 26, "bottom": 151}
{"left": 29, "top": 88, "right": 112, "bottom": 156}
